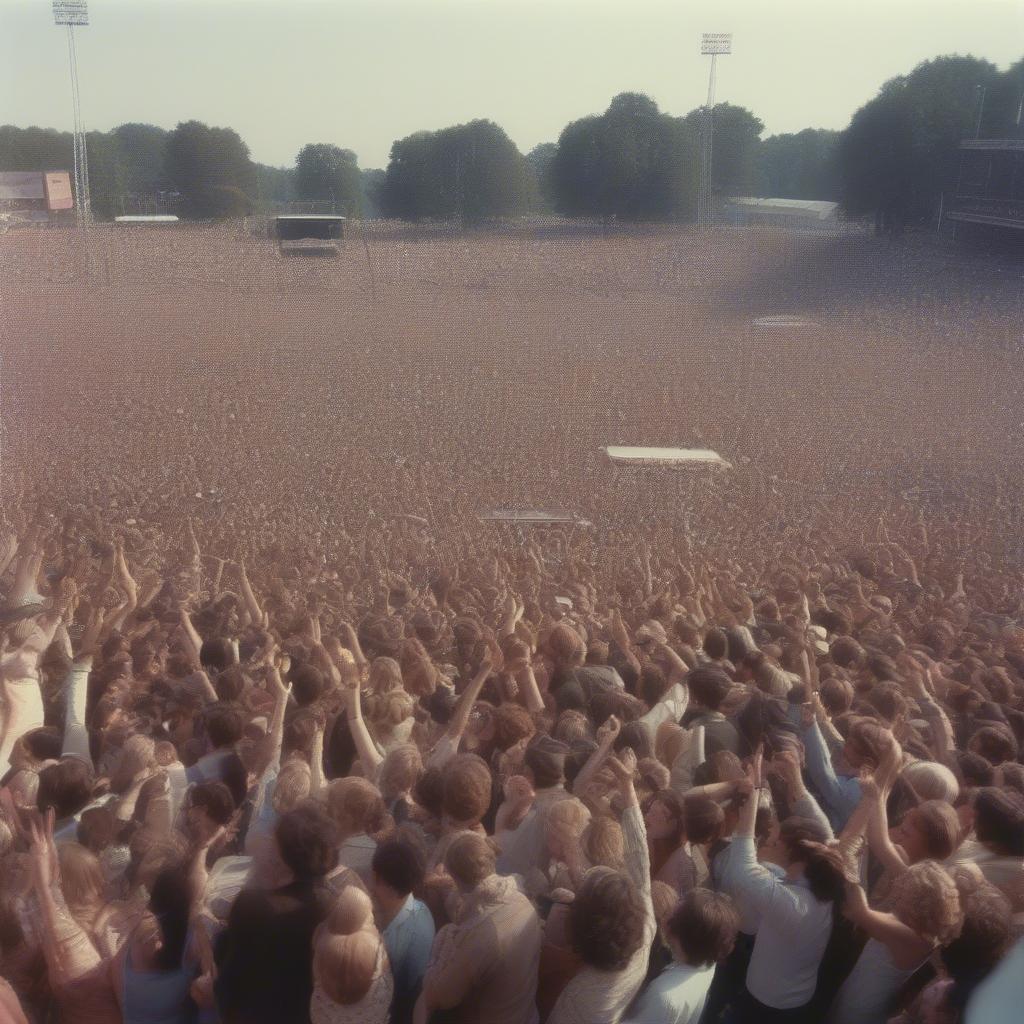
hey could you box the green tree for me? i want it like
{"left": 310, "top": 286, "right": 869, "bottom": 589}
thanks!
{"left": 679, "top": 102, "right": 764, "bottom": 198}
{"left": 360, "top": 168, "right": 387, "bottom": 218}
{"left": 526, "top": 143, "right": 557, "bottom": 212}
{"left": 164, "top": 120, "right": 256, "bottom": 219}
{"left": 294, "top": 143, "right": 362, "bottom": 214}
{"left": 253, "top": 163, "right": 294, "bottom": 210}
{"left": 757, "top": 129, "right": 841, "bottom": 200}
{"left": 837, "top": 55, "right": 1005, "bottom": 229}
{"left": 550, "top": 93, "right": 697, "bottom": 221}
{"left": 380, "top": 120, "right": 532, "bottom": 223}
{"left": 111, "top": 123, "right": 168, "bottom": 195}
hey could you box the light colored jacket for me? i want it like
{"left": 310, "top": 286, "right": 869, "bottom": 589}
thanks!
{"left": 424, "top": 873, "right": 542, "bottom": 1024}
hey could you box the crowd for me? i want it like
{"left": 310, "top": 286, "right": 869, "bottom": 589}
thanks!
{"left": 1, "top": 504, "right": 1023, "bottom": 1024}
{"left": 2, "top": 223, "right": 1024, "bottom": 1024}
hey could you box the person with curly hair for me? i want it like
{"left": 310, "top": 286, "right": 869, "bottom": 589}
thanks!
{"left": 827, "top": 861, "right": 963, "bottom": 1023}
{"left": 548, "top": 750, "right": 655, "bottom": 1024}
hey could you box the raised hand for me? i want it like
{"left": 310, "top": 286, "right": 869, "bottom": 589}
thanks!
{"left": 596, "top": 714, "right": 621, "bottom": 747}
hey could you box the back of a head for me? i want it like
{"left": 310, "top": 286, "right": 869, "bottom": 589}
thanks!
{"left": 524, "top": 736, "right": 567, "bottom": 790}
{"left": 327, "top": 777, "right": 386, "bottom": 838}
{"left": 200, "top": 637, "right": 235, "bottom": 673}
{"left": 22, "top": 727, "right": 62, "bottom": 763}
{"left": 583, "top": 815, "right": 625, "bottom": 869}
{"left": 491, "top": 703, "right": 536, "bottom": 753}
{"left": 569, "top": 868, "right": 646, "bottom": 971}
{"left": 442, "top": 754, "right": 492, "bottom": 825}
{"left": 444, "top": 831, "right": 495, "bottom": 890}
{"left": 190, "top": 780, "right": 236, "bottom": 826}
{"left": 288, "top": 662, "right": 326, "bottom": 708}
{"left": 683, "top": 793, "right": 726, "bottom": 846}
{"left": 667, "top": 889, "right": 740, "bottom": 967}
{"left": 902, "top": 761, "right": 959, "bottom": 805}
{"left": 275, "top": 805, "right": 339, "bottom": 882}
{"left": 686, "top": 667, "right": 731, "bottom": 711}
{"left": 703, "top": 628, "right": 728, "bottom": 661}
{"left": 781, "top": 816, "right": 845, "bottom": 904}
{"left": 889, "top": 861, "right": 962, "bottom": 947}
{"left": 377, "top": 743, "right": 423, "bottom": 802}
{"left": 914, "top": 800, "right": 962, "bottom": 861}
{"left": 38, "top": 759, "right": 94, "bottom": 820}
{"left": 58, "top": 841, "right": 106, "bottom": 909}
{"left": 941, "top": 881, "right": 1012, "bottom": 983}
{"left": 328, "top": 886, "right": 373, "bottom": 936}
{"left": 974, "top": 787, "right": 1024, "bottom": 856}
{"left": 314, "top": 929, "right": 379, "bottom": 1006}
{"left": 205, "top": 703, "right": 245, "bottom": 750}
{"left": 372, "top": 839, "right": 424, "bottom": 897}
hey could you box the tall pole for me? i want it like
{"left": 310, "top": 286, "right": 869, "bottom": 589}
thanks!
{"left": 698, "top": 33, "right": 731, "bottom": 231}
{"left": 54, "top": 2, "right": 90, "bottom": 226}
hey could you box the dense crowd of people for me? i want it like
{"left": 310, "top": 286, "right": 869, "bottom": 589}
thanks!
{"left": 1, "top": 506, "right": 1022, "bottom": 1024}
{"left": 2, "top": 224, "right": 1024, "bottom": 1023}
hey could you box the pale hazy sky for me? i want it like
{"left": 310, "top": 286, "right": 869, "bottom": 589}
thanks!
{"left": 1, "top": 0, "right": 1020, "bottom": 169}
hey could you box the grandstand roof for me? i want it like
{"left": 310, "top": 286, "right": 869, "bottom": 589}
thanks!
{"left": 726, "top": 197, "right": 838, "bottom": 220}
{"left": 0, "top": 171, "right": 45, "bottom": 202}
{"left": 959, "top": 139, "right": 1024, "bottom": 152}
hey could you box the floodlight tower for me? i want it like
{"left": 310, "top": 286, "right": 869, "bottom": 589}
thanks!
{"left": 52, "top": 1, "right": 91, "bottom": 226}
{"left": 698, "top": 32, "right": 732, "bottom": 230}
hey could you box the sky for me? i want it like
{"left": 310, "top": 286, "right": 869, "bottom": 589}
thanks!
{"left": 1, "top": 0, "right": 1020, "bottom": 169}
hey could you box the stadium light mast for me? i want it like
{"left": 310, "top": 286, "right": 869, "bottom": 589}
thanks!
{"left": 52, "top": 1, "right": 90, "bottom": 226}
{"left": 698, "top": 32, "right": 732, "bottom": 230}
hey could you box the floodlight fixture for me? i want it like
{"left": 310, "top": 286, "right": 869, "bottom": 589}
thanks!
{"left": 53, "top": 1, "right": 88, "bottom": 26}
{"left": 53, "top": 2, "right": 90, "bottom": 225}
{"left": 701, "top": 33, "right": 732, "bottom": 55}
{"left": 697, "top": 32, "right": 733, "bottom": 230}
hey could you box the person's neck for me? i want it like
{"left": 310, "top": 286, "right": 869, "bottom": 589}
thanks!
{"left": 376, "top": 887, "right": 408, "bottom": 928}
{"left": 784, "top": 861, "right": 804, "bottom": 882}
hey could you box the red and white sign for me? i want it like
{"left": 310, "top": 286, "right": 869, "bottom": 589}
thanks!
{"left": 44, "top": 171, "right": 74, "bottom": 210}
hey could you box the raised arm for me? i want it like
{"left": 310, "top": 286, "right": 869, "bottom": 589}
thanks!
{"left": 606, "top": 749, "right": 652, "bottom": 914}
{"left": 334, "top": 643, "right": 384, "bottom": 777}
{"left": 237, "top": 560, "right": 269, "bottom": 630}
{"left": 443, "top": 655, "right": 494, "bottom": 749}
{"left": 842, "top": 881, "right": 931, "bottom": 966}
{"left": 571, "top": 714, "right": 620, "bottom": 798}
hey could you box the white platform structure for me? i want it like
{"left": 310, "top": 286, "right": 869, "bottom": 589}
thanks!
{"left": 480, "top": 510, "right": 593, "bottom": 527}
{"left": 750, "top": 315, "right": 819, "bottom": 329}
{"left": 604, "top": 447, "right": 732, "bottom": 469}
{"left": 114, "top": 215, "right": 180, "bottom": 224}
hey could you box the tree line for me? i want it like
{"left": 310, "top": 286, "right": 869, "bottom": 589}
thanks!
{"left": 0, "top": 52, "right": 1019, "bottom": 227}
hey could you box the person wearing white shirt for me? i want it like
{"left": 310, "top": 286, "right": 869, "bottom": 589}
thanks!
{"left": 730, "top": 767, "right": 848, "bottom": 1023}
{"left": 624, "top": 889, "right": 739, "bottom": 1024}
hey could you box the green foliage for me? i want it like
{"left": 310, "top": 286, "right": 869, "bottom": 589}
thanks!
{"left": 294, "top": 144, "right": 362, "bottom": 214}
{"left": 187, "top": 185, "right": 255, "bottom": 220}
{"left": 164, "top": 120, "right": 256, "bottom": 219}
{"left": 360, "top": 168, "right": 387, "bottom": 218}
{"left": 526, "top": 143, "right": 557, "bottom": 212}
{"left": 757, "top": 129, "right": 841, "bottom": 200}
{"left": 550, "top": 94, "right": 692, "bottom": 220}
{"left": 111, "top": 123, "right": 168, "bottom": 195}
{"left": 679, "top": 102, "right": 764, "bottom": 198}
{"left": 837, "top": 55, "right": 1021, "bottom": 229}
{"left": 381, "top": 120, "right": 534, "bottom": 223}
{"left": 253, "top": 163, "right": 294, "bottom": 209}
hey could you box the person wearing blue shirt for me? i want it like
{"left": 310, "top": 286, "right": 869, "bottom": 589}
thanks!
{"left": 371, "top": 839, "right": 435, "bottom": 1024}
